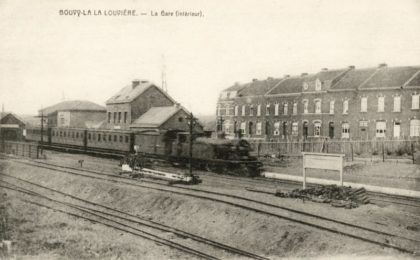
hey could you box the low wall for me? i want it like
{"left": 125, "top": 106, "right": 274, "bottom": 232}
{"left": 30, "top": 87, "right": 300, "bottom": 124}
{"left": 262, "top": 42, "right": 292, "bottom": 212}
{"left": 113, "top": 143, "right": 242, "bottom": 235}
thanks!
{"left": 0, "top": 141, "right": 39, "bottom": 159}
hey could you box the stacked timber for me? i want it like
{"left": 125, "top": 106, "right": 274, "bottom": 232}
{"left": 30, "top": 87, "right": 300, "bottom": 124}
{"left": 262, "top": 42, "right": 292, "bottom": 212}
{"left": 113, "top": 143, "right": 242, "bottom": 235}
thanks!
{"left": 275, "top": 185, "right": 369, "bottom": 209}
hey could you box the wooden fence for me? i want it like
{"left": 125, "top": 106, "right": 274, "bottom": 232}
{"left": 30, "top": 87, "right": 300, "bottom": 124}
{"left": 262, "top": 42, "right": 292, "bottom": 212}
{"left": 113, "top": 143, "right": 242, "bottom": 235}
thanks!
{"left": 0, "top": 141, "right": 40, "bottom": 159}
{"left": 249, "top": 139, "right": 420, "bottom": 159}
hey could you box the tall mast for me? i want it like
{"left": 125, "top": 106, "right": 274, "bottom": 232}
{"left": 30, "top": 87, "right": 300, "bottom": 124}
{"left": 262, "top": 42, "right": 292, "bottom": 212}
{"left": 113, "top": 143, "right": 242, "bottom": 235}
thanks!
{"left": 161, "top": 54, "right": 167, "bottom": 93}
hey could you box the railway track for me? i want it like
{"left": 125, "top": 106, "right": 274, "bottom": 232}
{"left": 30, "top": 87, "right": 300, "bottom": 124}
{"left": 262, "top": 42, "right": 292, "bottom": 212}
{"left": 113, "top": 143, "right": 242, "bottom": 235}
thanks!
{"left": 4, "top": 158, "right": 420, "bottom": 255}
{"left": 0, "top": 177, "right": 268, "bottom": 260}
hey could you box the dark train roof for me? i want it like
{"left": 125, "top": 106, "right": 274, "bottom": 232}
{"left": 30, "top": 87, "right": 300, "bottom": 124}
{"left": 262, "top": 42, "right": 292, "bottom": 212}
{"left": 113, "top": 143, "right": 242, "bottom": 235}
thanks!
{"left": 195, "top": 138, "right": 250, "bottom": 146}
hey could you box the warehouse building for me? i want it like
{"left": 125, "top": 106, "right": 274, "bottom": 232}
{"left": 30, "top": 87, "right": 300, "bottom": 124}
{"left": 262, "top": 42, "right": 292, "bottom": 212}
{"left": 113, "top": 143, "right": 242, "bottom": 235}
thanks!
{"left": 217, "top": 64, "right": 420, "bottom": 140}
{"left": 39, "top": 100, "right": 106, "bottom": 128}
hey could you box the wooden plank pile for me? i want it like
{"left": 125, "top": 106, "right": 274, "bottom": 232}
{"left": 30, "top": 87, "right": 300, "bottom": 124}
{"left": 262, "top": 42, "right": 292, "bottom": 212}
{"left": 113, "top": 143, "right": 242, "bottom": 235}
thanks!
{"left": 275, "top": 185, "right": 370, "bottom": 209}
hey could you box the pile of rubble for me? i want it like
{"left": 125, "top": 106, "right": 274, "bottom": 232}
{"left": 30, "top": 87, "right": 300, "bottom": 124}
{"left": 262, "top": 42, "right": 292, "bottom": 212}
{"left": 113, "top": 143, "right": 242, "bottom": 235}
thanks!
{"left": 275, "top": 185, "right": 369, "bottom": 209}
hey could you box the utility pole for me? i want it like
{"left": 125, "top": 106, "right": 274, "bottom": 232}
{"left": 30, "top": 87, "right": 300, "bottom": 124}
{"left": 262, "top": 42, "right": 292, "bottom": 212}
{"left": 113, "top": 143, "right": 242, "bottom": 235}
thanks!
{"left": 40, "top": 110, "right": 44, "bottom": 155}
{"left": 186, "top": 112, "right": 197, "bottom": 177}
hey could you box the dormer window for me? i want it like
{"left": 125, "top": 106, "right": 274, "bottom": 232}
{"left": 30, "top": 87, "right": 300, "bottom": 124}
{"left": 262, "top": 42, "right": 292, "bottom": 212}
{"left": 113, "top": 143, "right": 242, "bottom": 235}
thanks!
{"left": 315, "top": 79, "right": 322, "bottom": 91}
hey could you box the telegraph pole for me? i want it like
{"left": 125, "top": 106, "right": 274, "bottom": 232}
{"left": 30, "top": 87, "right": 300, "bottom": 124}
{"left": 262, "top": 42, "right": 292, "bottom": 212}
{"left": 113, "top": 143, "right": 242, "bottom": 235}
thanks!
{"left": 40, "top": 110, "right": 44, "bottom": 155}
{"left": 186, "top": 112, "right": 197, "bottom": 177}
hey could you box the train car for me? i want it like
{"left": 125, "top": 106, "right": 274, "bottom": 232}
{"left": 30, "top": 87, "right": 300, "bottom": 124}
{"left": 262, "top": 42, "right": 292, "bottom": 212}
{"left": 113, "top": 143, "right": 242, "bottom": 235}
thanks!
{"left": 50, "top": 127, "right": 85, "bottom": 147}
{"left": 86, "top": 129, "right": 132, "bottom": 153}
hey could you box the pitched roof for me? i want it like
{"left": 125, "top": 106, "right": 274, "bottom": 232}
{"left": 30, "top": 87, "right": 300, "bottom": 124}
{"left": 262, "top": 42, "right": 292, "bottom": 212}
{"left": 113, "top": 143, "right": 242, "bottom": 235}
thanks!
{"left": 40, "top": 100, "right": 106, "bottom": 116}
{"left": 106, "top": 80, "right": 154, "bottom": 104}
{"left": 360, "top": 66, "right": 420, "bottom": 89}
{"left": 131, "top": 106, "right": 183, "bottom": 128}
{"left": 406, "top": 70, "right": 420, "bottom": 86}
{"left": 237, "top": 78, "right": 283, "bottom": 96}
{"left": 267, "top": 75, "right": 311, "bottom": 95}
{"left": 330, "top": 68, "right": 378, "bottom": 90}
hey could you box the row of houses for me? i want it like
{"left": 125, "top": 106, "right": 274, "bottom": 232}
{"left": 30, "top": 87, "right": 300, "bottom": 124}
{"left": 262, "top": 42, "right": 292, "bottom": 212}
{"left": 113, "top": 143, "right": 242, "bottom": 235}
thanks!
{"left": 217, "top": 64, "right": 420, "bottom": 140}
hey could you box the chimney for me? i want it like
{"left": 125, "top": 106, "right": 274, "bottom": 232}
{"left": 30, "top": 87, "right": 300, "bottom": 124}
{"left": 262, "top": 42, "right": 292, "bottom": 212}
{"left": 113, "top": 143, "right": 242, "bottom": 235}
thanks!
{"left": 252, "top": 78, "right": 258, "bottom": 82}
{"left": 267, "top": 76, "right": 274, "bottom": 80}
{"left": 321, "top": 68, "right": 328, "bottom": 71}
{"left": 301, "top": 73, "right": 308, "bottom": 77}
{"left": 348, "top": 65, "right": 355, "bottom": 69}
{"left": 132, "top": 79, "right": 140, "bottom": 89}
{"left": 378, "top": 63, "right": 387, "bottom": 68}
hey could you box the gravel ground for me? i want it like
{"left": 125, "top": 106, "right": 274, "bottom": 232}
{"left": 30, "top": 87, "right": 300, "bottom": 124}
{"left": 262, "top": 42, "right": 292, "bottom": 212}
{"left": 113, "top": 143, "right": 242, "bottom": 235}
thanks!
{"left": 1, "top": 152, "right": 419, "bottom": 259}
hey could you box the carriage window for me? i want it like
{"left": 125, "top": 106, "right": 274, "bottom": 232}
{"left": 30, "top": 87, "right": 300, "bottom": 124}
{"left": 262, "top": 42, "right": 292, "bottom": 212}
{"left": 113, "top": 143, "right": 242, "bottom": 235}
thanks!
{"left": 103, "top": 134, "right": 107, "bottom": 141}
{"left": 76, "top": 132, "right": 79, "bottom": 138}
{"left": 88, "top": 133, "right": 91, "bottom": 140}
{"left": 108, "top": 135, "right": 112, "bottom": 141}
{"left": 60, "top": 131, "right": 62, "bottom": 137}
{"left": 81, "top": 133, "right": 83, "bottom": 138}
{"left": 98, "top": 134, "right": 101, "bottom": 141}
{"left": 119, "top": 135, "right": 123, "bottom": 142}
{"left": 72, "top": 132, "right": 75, "bottom": 138}
{"left": 114, "top": 135, "right": 117, "bottom": 142}
{"left": 64, "top": 132, "right": 66, "bottom": 137}
{"left": 125, "top": 136, "right": 129, "bottom": 143}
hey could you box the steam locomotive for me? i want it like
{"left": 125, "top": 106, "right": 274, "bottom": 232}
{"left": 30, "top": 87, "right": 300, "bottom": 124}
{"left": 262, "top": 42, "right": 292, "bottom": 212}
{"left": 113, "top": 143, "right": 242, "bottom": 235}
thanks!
{"left": 25, "top": 127, "right": 262, "bottom": 177}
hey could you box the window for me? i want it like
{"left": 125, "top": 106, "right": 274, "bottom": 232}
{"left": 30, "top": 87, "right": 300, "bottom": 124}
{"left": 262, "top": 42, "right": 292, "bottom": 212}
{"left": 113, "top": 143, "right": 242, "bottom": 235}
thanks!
{"left": 257, "top": 104, "right": 261, "bottom": 116}
{"left": 224, "top": 121, "right": 230, "bottom": 133}
{"left": 98, "top": 134, "right": 101, "bottom": 141}
{"left": 103, "top": 134, "right": 107, "bottom": 141}
{"left": 314, "top": 122, "right": 321, "bottom": 137}
{"left": 361, "top": 97, "right": 367, "bottom": 112}
{"left": 329, "top": 101, "right": 335, "bottom": 114}
{"left": 315, "top": 79, "right": 322, "bottom": 91}
{"left": 217, "top": 105, "right": 221, "bottom": 116}
{"left": 119, "top": 135, "right": 123, "bottom": 142}
{"left": 342, "top": 123, "right": 350, "bottom": 139}
{"left": 113, "top": 112, "right": 117, "bottom": 123}
{"left": 234, "top": 105, "right": 238, "bottom": 116}
{"left": 124, "top": 112, "right": 128, "bottom": 123}
{"left": 240, "top": 122, "right": 246, "bottom": 134}
{"left": 376, "top": 121, "right": 386, "bottom": 138}
{"left": 283, "top": 103, "right": 288, "bottom": 115}
{"left": 412, "top": 94, "right": 419, "bottom": 109}
{"left": 378, "top": 96, "right": 385, "bottom": 112}
{"left": 359, "top": 120, "right": 368, "bottom": 127}
{"left": 108, "top": 112, "right": 111, "bottom": 123}
{"left": 343, "top": 100, "right": 349, "bottom": 114}
{"left": 293, "top": 103, "right": 297, "bottom": 115}
{"left": 88, "top": 133, "right": 91, "bottom": 140}
{"left": 225, "top": 105, "right": 230, "bottom": 116}
{"left": 274, "top": 103, "right": 279, "bottom": 116}
{"left": 108, "top": 135, "right": 112, "bottom": 141}
{"left": 256, "top": 122, "right": 262, "bottom": 135}
{"left": 241, "top": 105, "right": 246, "bottom": 116}
{"left": 266, "top": 104, "right": 270, "bottom": 116}
{"left": 63, "top": 132, "right": 66, "bottom": 137}
{"left": 303, "top": 100, "right": 308, "bottom": 114}
{"left": 393, "top": 96, "right": 401, "bottom": 112}
{"left": 117, "top": 112, "right": 121, "bottom": 123}
{"left": 125, "top": 136, "right": 129, "bottom": 143}
{"left": 274, "top": 122, "right": 280, "bottom": 135}
{"left": 76, "top": 132, "right": 79, "bottom": 138}
{"left": 315, "top": 100, "right": 321, "bottom": 114}
{"left": 410, "top": 119, "right": 420, "bottom": 137}
{"left": 292, "top": 122, "right": 298, "bottom": 136}
{"left": 249, "top": 105, "right": 254, "bottom": 116}
{"left": 81, "top": 133, "right": 83, "bottom": 138}
{"left": 303, "top": 82, "right": 309, "bottom": 90}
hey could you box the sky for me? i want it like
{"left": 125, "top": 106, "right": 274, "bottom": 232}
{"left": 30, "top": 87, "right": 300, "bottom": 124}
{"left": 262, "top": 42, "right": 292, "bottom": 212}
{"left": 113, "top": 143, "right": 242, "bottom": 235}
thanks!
{"left": 1, "top": 0, "right": 420, "bottom": 116}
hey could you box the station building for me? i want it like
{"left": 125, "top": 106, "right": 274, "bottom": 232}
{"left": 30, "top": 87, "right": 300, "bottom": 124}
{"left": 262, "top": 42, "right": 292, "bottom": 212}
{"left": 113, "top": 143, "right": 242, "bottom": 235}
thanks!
{"left": 217, "top": 64, "right": 420, "bottom": 140}
{"left": 105, "top": 79, "right": 204, "bottom": 132}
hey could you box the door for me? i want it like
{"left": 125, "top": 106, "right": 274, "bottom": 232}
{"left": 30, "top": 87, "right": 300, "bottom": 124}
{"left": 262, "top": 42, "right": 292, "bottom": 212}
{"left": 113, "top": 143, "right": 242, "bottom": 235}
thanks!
{"left": 303, "top": 122, "right": 308, "bottom": 139}
{"left": 393, "top": 122, "right": 400, "bottom": 138}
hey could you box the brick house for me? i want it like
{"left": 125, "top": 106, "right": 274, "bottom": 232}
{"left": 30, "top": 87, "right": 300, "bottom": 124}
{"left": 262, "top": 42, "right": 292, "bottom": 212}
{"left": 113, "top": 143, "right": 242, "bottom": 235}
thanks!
{"left": 217, "top": 64, "right": 420, "bottom": 140}
{"left": 105, "top": 79, "right": 176, "bottom": 130}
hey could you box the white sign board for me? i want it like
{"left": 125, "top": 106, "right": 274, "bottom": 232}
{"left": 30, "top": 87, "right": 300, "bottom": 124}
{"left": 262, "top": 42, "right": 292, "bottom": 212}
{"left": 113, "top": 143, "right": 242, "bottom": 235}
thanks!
{"left": 302, "top": 152, "right": 345, "bottom": 189}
